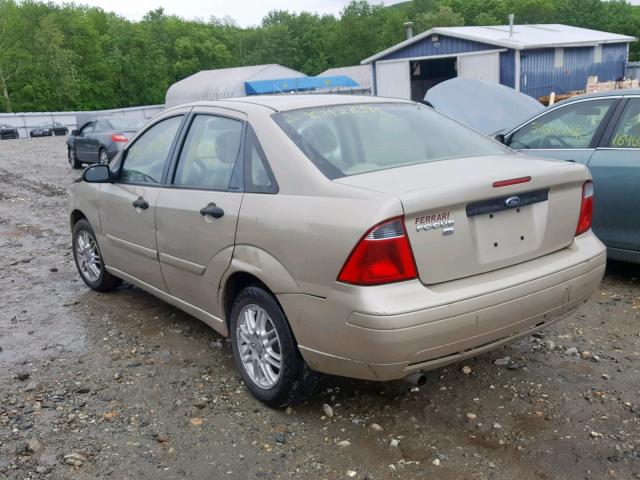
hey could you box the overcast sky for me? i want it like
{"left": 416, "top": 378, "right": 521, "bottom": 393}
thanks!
{"left": 47, "top": 0, "right": 402, "bottom": 27}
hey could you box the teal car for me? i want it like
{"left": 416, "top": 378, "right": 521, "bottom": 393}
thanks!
{"left": 499, "top": 90, "right": 640, "bottom": 264}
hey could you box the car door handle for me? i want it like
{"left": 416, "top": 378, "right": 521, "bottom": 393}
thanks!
{"left": 200, "top": 203, "right": 224, "bottom": 218}
{"left": 132, "top": 197, "right": 149, "bottom": 210}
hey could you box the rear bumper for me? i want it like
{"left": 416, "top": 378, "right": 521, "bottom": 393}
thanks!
{"left": 278, "top": 232, "right": 606, "bottom": 381}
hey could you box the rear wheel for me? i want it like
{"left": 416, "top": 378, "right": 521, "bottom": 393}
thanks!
{"left": 72, "top": 219, "right": 121, "bottom": 292}
{"left": 68, "top": 147, "right": 81, "bottom": 169}
{"left": 230, "top": 286, "right": 319, "bottom": 408}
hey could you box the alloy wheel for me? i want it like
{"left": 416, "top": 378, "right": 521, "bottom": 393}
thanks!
{"left": 75, "top": 230, "right": 102, "bottom": 283}
{"left": 236, "top": 304, "right": 282, "bottom": 389}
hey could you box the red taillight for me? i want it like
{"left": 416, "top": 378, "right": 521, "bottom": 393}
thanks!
{"left": 575, "top": 181, "right": 594, "bottom": 236}
{"left": 337, "top": 217, "right": 417, "bottom": 286}
{"left": 111, "top": 133, "right": 128, "bottom": 142}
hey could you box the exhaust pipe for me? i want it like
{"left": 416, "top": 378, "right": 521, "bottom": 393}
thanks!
{"left": 404, "top": 371, "right": 427, "bottom": 386}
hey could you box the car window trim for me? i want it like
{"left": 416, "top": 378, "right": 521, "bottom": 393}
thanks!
{"left": 116, "top": 113, "right": 189, "bottom": 188}
{"left": 505, "top": 96, "right": 620, "bottom": 147}
{"left": 597, "top": 97, "right": 635, "bottom": 149}
{"left": 164, "top": 111, "right": 246, "bottom": 193}
{"left": 590, "top": 97, "right": 622, "bottom": 148}
{"left": 243, "top": 124, "right": 279, "bottom": 194}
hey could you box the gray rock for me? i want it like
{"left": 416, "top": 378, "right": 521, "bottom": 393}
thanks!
{"left": 494, "top": 357, "right": 511, "bottom": 366}
{"left": 26, "top": 438, "right": 44, "bottom": 453}
{"left": 16, "top": 372, "right": 30, "bottom": 381}
{"left": 565, "top": 347, "right": 579, "bottom": 356}
{"left": 63, "top": 452, "right": 86, "bottom": 467}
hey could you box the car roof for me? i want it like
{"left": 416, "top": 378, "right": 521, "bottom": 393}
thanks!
{"left": 553, "top": 88, "right": 640, "bottom": 107}
{"left": 174, "top": 94, "right": 414, "bottom": 113}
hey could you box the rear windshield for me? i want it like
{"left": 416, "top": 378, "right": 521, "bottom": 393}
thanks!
{"left": 106, "top": 118, "right": 145, "bottom": 131}
{"left": 273, "top": 103, "right": 508, "bottom": 178}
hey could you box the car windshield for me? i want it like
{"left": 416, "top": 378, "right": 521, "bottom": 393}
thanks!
{"left": 106, "top": 118, "right": 145, "bottom": 131}
{"left": 273, "top": 103, "right": 508, "bottom": 179}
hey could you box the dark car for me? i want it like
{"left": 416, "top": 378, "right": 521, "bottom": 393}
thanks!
{"left": 0, "top": 124, "right": 19, "bottom": 140}
{"left": 30, "top": 122, "right": 69, "bottom": 137}
{"left": 66, "top": 116, "right": 145, "bottom": 169}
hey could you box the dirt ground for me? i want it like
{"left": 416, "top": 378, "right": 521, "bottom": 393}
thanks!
{"left": 0, "top": 136, "right": 639, "bottom": 480}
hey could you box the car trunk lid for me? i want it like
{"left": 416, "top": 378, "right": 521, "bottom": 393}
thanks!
{"left": 335, "top": 155, "right": 588, "bottom": 284}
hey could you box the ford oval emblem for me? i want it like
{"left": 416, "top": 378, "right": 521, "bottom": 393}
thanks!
{"left": 504, "top": 196, "right": 521, "bottom": 208}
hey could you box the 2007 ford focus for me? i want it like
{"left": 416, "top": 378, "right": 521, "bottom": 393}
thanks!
{"left": 69, "top": 95, "right": 606, "bottom": 407}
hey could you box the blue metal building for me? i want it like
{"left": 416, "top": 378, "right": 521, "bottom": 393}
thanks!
{"left": 361, "top": 24, "right": 636, "bottom": 100}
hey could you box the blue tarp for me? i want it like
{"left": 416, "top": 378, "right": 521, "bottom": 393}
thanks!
{"left": 244, "top": 75, "right": 358, "bottom": 95}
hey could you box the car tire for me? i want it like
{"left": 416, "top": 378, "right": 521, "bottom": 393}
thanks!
{"left": 68, "top": 147, "right": 81, "bottom": 169}
{"left": 29, "top": 133, "right": 34, "bottom": 138}
{"left": 230, "top": 286, "right": 320, "bottom": 408}
{"left": 72, "top": 219, "right": 121, "bottom": 292}
{"left": 98, "top": 148, "right": 109, "bottom": 165}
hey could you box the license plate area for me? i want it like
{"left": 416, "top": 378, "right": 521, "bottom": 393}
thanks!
{"left": 473, "top": 204, "right": 543, "bottom": 263}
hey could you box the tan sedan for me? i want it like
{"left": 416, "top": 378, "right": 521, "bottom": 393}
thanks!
{"left": 70, "top": 95, "right": 605, "bottom": 407}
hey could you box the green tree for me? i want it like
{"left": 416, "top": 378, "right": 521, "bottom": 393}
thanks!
{"left": 414, "top": 5, "right": 464, "bottom": 33}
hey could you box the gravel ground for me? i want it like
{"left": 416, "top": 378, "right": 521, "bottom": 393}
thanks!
{"left": 0, "top": 136, "right": 639, "bottom": 480}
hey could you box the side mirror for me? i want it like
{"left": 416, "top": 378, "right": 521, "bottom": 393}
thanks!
{"left": 71, "top": 129, "right": 79, "bottom": 136}
{"left": 83, "top": 164, "right": 111, "bottom": 183}
{"left": 494, "top": 133, "right": 506, "bottom": 144}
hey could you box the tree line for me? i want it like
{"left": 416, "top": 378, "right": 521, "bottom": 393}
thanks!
{"left": 1, "top": 0, "right": 639, "bottom": 112}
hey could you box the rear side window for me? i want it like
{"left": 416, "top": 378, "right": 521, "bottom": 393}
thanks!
{"left": 120, "top": 115, "right": 183, "bottom": 185}
{"left": 609, "top": 99, "right": 640, "bottom": 148}
{"left": 244, "top": 126, "right": 278, "bottom": 194}
{"left": 172, "top": 115, "right": 243, "bottom": 191}
{"left": 509, "top": 99, "right": 614, "bottom": 150}
{"left": 273, "top": 103, "right": 507, "bottom": 179}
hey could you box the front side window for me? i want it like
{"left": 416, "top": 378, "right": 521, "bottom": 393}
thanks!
{"left": 172, "top": 115, "right": 243, "bottom": 190}
{"left": 509, "top": 99, "right": 615, "bottom": 150}
{"left": 81, "top": 122, "right": 95, "bottom": 135}
{"left": 609, "top": 99, "right": 640, "bottom": 148}
{"left": 120, "top": 115, "right": 183, "bottom": 185}
{"left": 274, "top": 103, "right": 508, "bottom": 179}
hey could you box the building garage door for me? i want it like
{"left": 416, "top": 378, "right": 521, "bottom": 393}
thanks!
{"left": 376, "top": 61, "right": 411, "bottom": 99}
{"left": 457, "top": 52, "right": 500, "bottom": 83}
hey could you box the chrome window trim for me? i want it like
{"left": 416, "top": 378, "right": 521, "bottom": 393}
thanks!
{"left": 504, "top": 96, "right": 621, "bottom": 138}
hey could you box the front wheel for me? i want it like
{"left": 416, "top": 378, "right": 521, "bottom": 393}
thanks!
{"left": 230, "top": 286, "right": 319, "bottom": 408}
{"left": 68, "top": 147, "right": 81, "bottom": 169}
{"left": 72, "top": 219, "right": 121, "bottom": 292}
